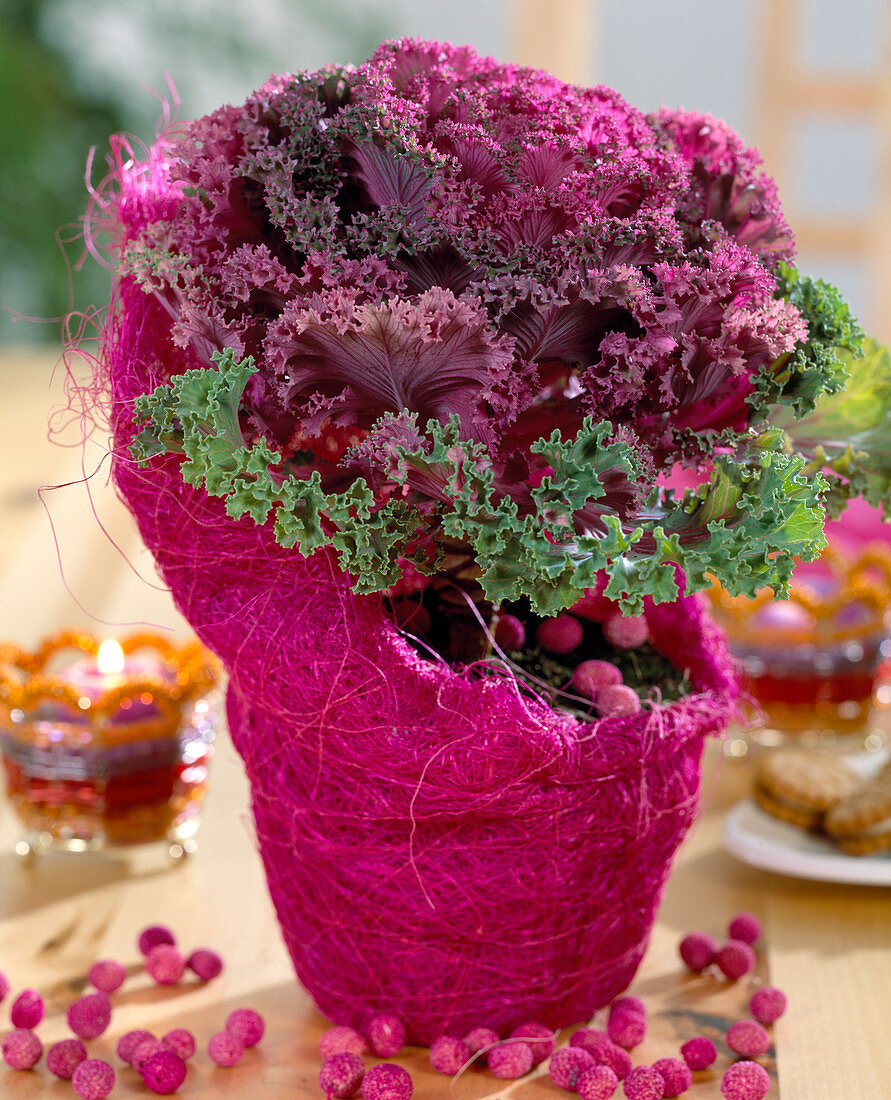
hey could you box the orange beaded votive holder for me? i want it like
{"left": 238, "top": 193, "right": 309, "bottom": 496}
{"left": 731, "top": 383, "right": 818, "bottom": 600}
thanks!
{"left": 0, "top": 631, "right": 222, "bottom": 858}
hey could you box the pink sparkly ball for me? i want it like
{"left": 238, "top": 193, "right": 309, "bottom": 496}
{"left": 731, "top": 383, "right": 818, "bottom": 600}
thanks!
{"left": 570, "top": 1027, "right": 613, "bottom": 1060}
{"left": 489, "top": 1040, "right": 533, "bottom": 1079}
{"left": 652, "top": 1057, "right": 693, "bottom": 1097}
{"left": 429, "top": 1034, "right": 470, "bottom": 1074}
{"left": 2, "top": 1028, "right": 42, "bottom": 1070}
{"left": 494, "top": 614, "right": 526, "bottom": 650}
{"left": 680, "top": 1036, "right": 717, "bottom": 1071}
{"left": 729, "top": 912, "right": 762, "bottom": 946}
{"left": 187, "top": 947, "right": 224, "bottom": 981}
{"left": 727, "top": 1020, "right": 771, "bottom": 1059}
{"left": 367, "top": 1014, "right": 406, "bottom": 1057}
{"left": 137, "top": 924, "right": 176, "bottom": 955}
{"left": 596, "top": 684, "right": 642, "bottom": 718}
{"left": 623, "top": 1064, "right": 665, "bottom": 1100}
{"left": 573, "top": 659, "right": 623, "bottom": 698}
{"left": 47, "top": 1038, "right": 88, "bottom": 1080}
{"left": 549, "top": 1045, "right": 596, "bottom": 1090}
{"left": 0, "top": 971, "right": 8, "bottom": 1002}
{"left": 133, "top": 1039, "right": 168, "bottom": 1073}
{"left": 88, "top": 958, "right": 127, "bottom": 993}
{"left": 11, "top": 988, "right": 44, "bottom": 1028}
{"left": 117, "top": 1029, "right": 156, "bottom": 1064}
{"left": 67, "top": 991, "right": 112, "bottom": 1040}
{"left": 208, "top": 1030, "right": 244, "bottom": 1067}
{"left": 320, "top": 1025, "right": 368, "bottom": 1058}
{"left": 464, "top": 1026, "right": 499, "bottom": 1058}
{"left": 361, "top": 1062, "right": 414, "bottom": 1099}
{"left": 750, "top": 986, "right": 787, "bottom": 1025}
{"left": 577, "top": 1065, "right": 620, "bottom": 1099}
{"left": 226, "top": 1007, "right": 265, "bottom": 1048}
{"left": 679, "top": 930, "right": 718, "bottom": 972}
{"left": 720, "top": 1061, "right": 771, "bottom": 1100}
{"left": 610, "top": 996, "right": 645, "bottom": 1018}
{"left": 607, "top": 1009, "right": 646, "bottom": 1050}
{"left": 145, "top": 943, "right": 186, "bottom": 985}
{"left": 603, "top": 611, "right": 649, "bottom": 649}
{"left": 716, "top": 940, "right": 756, "bottom": 981}
{"left": 537, "top": 614, "right": 584, "bottom": 654}
{"left": 162, "top": 1027, "right": 196, "bottom": 1060}
{"left": 320, "top": 1052, "right": 365, "bottom": 1098}
{"left": 509, "top": 1021, "right": 556, "bottom": 1065}
{"left": 142, "top": 1050, "right": 187, "bottom": 1095}
{"left": 71, "top": 1057, "right": 116, "bottom": 1100}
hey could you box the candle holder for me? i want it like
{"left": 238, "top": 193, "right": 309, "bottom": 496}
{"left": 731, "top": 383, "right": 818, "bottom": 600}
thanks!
{"left": 0, "top": 631, "right": 222, "bottom": 859}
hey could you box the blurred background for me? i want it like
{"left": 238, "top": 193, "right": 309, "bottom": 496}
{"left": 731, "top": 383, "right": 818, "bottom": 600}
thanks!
{"left": 1, "top": 0, "right": 887, "bottom": 348}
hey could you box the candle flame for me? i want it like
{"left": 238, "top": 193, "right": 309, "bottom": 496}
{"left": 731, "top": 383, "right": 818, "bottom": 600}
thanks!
{"left": 96, "top": 639, "right": 125, "bottom": 675}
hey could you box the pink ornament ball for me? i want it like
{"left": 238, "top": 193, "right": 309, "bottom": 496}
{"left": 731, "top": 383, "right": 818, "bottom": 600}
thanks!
{"left": 361, "top": 1062, "right": 414, "bottom": 1099}
{"left": 463, "top": 1026, "right": 499, "bottom": 1058}
{"left": 138, "top": 924, "right": 176, "bottom": 955}
{"left": 72, "top": 1057, "right": 115, "bottom": 1100}
{"left": 623, "top": 1064, "right": 665, "bottom": 1100}
{"left": 320, "top": 1052, "right": 366, "bottom": 1098}
{"left": 494, "top": 614, "right": 526, "bottom": 650}
{"left": 596, "top": 1042, "right": 632, "bottom": 1081}
{"left": 367, "top": 1014, "right": 406, "bottom": 1057}
{"left": 577, "top": 1064, "right": 620, "bottom": 1099}
{"left": 679, "top": 930, "right": 718, "bottom": 972}
{"left": 132, "top": 1039, "right": 168, "bottom": 1073}
{"left": 510, "top": 1021, "right": 556, "bottom": 1065}
{"left": 720, "top": 1060, "right": 771, "bottom": 1100}
{"left": 47, "top": 1038, "right": 88, "bottom": 1080}
{"left": 549, "top": 1044, "right": 596, "bottom": 1089}
{"left": 652, "top": 1057, "right": 693, "bottom": 1097}
{"left": 0, "top": 971, "right": 8, "bottom": 1002}
{"left": 2, "top": 1028, "right": 42, "bottom": 1070}
{"left": 607, "top": 1009, "right": 646, "bottom": 1050}
{"left": 162, "top": 1027, "right": 197, "bottom": 1060}
{"left": 570, "top": 1027, "right": 612, "bottom": 1060}
{"left": 10, "top": 988, "right": 44, "bottom": 1029}
{"left": 680, "top": 1036, "right": 717, "bottom": 1071}
{"left": 208, "top": 1030, "right": 244, "bottom": 1067}
{"left": 142, "top": 1049, "right": 187, "bottom": 1095}
{"left": 117, "top": 1029, "right": 156, "bottom": 1064}
{"left": 67, "top": 991, "right": 112, "bottom": 1040}
{"left": 573, "top": 659, "right": 623, "bottom": 698}
{"left": 145, "top": 943, "right": 186, "bottom": 985}
{"left": 226, "top": 1006, "right": 265, "bottom": 1047}
{"left": 596, "top": 684, "right": 642, "bottom": 718}
{"left": 429, "top": 1034, "right": 470, "bottom": 1074}
{"left": 610, "top": 996, "right": 645, "bottom": 1018}
{"left": 727, "top": 1020, "right": 771, "bottom": 1059}
{"left": 603, "top": 612, "right": 649, "bottom": 649}
{"left": 537, "top": 614, "right": 584, "bottom": 654}
{"left": 320, "top": 1025, "right": 368, "bottom": 1059}
{"left": 729, "top": 912, "right": 762, "bottom": 946}
{"left": 88, "top": 958, "right": 127, "bottom": 993}
{"left": 716, "top": 940, "right": 756, "bottom": 981}
{"left": 750, "top": 986, "right": 788, "bottom": 1025}
{"left": 489, "top": 1040, "right": 533, "bottom": 1079}
{"left": 187, "top": 947, "right": 224, "bottom": 981}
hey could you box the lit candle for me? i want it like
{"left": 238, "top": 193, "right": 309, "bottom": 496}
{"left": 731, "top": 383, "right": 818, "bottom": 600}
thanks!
{"left": 66, "top": 640, "right": 171, "bottom": 716}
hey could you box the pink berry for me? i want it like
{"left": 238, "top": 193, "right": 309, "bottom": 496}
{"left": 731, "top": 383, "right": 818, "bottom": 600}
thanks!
{"left": 570, "top": 1027, "right": 612, "bottom": 1059}
{"left": 320, "top": 1025, "right": 368, "bottom": 1058}
{"left": 727, "top": 1019, "right": 771, "bottom": 1059}
{"left": 509, "top": 1021, "right": 556, "bottom": 1065}
{"left": 464, "top": 1026, "right": 499, "bottom": 1058}
{"left": 716, "top": 939, "right": 756, "bottom": 981}
{"left": 145, "top": 943, "right": 186, "bottom": 985}
{"left": 577, "top": 1065, "right": 620, "bottom": 1099}
{"left": 133, "top": 1039, "right": 168, "bottom": 1073}
{"left": 117, "top": 1029, "right": 156, "bottom": 1064}
{"left": 603, "top": 611, "right": 649, "bottom": 649}
{"left": 623, "top": 1064, "right": 665, "bottom": 1100}
{"left": 607, "top": 1009, "right": 646, "bottom": 1049}
{"left": 595, "top": 1043, "right": 632, "bottom": 1081}
{"left": 494, "top": 614, "right": 526, "bottom": 650}
{"left": 87, "top": 958, "right": 127, "bottom": 993}
{"left": 2, "top": 1028, "right": 42, "bottom": 1070}
{"left": 225, "top": 1007, "right": 265, "bottom": 1047}
{"left": 208, "top": 1030, "right": 244, "bottom": 1067}
{"left": 186, "top": 947, "right": 223, "bottom": 980}
{"left": 47, "top": 1038, "right": 88, "bottom": 1079}
{"left": 138, "top": 924, "right": 176, "bottom": 955}
{"left": 429, "top": 1034, "right": 470, "bottom": 1074}
{"left": 596, "top": 684, "right": 642, "bottom": 718}
{"left": 0, "top": 971, "right": 8, "bottom": 1002}
{"left": 610, "top": 996, "right": 645, "bottom": 1018}
{"left": 549, "top": 1045, "right": 596, "bottom": 1089}
{"left": 652, "top": 1057, "right": 692, "bottom": 1097}
{"left": 10, "top": 988, "right": 44, "bottom": 1028}
{"left": 367, "top": 1014, "right": 405, "bottom": 1057}
{"left": 320, "top": 1052, "right": 365, "bottom": 1098}
{"left": 67, "top": 991, "right": 112, "bottom": 1040}
{"left": 573, "top": 659, "right": 623, "bottom": 698}
{"left": 72, "top": 1057, "right": 115, "bottom": 1100}
{"left": 489, "top": 1040, "right": 533, "bottom": 1079}
{"left": 162, "top": 1027, "right": 196, "bottom": 1060}
{"left": 537, "top": 614, "right": 584, "bottom": 654}
{"left": 729, "top": 912, "right": 762, "bottom": 946}
{"left": 680, "top": 1035, "right": 717, "bottom": 1071}
{"left": 142, "top": 1050, "right": 187, "bottom": 1095}
{"left": 679, "top": 930, "right": 718, "bottom": 972}
{"left": 750, "top": 986, "right": 787, "bottom": 1025}
{"left": 720, "top": 1061, "right": 771, "bottom": 1100}
{"left": 361, "top": 1062, "right": 413, "bottom": 1099}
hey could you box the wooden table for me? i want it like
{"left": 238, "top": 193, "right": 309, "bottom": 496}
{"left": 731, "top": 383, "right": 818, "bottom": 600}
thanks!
{"left": 2, "top": 348, "right": 890, "bottom": 1098}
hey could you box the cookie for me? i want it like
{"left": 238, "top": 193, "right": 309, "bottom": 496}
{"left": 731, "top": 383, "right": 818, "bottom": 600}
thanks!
{"left": 824, "top": 760, "right": 891, "bottom": 855}
{"left": 753, "top": 748, "right": 862, "bottom": 830}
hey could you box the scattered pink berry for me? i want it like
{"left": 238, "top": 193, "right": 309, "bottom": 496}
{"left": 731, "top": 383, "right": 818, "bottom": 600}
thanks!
{"left": 577, "top": 1064, "right": 620, "bottom": 1099}
{"left": 573, "top": 659, "right": 623, "bottom": 698}
{"left": 727, "top": 1020, "right": 771, "bottom": 1059}
{"left": 509, "top": 1021, "right": 556, "bottom": 1065}
{"left": 464, "top": 1026, "right": 499, "bottom": 1058}
{"left": 87, "top": 958, "right": 126, "bottom": 994}
{"left": 145, "top": 943, "right": 186, "bottom": 985}
{"left": 361, "top": 1062, "right": 414, "bottom": 1099}
{"left": 597, "top": 1043, "right": 632, "bottom": 1081}
{"left": 729, "top": 912, "right": 762, "bottom": 946}
{"left": 570, "top": 1027, "right": 613, "bottom": 1060}
{"left": 494, "top": 614, "right": 526, "bottom": 650}
{"left": 10, "top": 988, "right": 44, "bottom": 1028}
{"left": 162, "top": 1027, "right": 196, "bottom": 1060}
{"left": 607, "top": 1009, "right": 646, "bottom": 1049}
{"left": 489, "top": 1040, "right": 533, "bottom": 1079}
{"left": 186, "top": 947, "right": 223, "bottom": 981}
{"left": 67, "top": 991, "right": 112, "bottom": 1040}
{"left": 320, "top": 1025, "right": 368, "bottom": 1059}
{"left": 716, "top": 940, "right": 756, "bottom": 981}
{"left": 623, "top": 1064, "right": 665, "bottom": 1100}
{"left": 596, "top": 684, "right": 642, "bottom": 718}
{"left": 117, "top": 1029, "right": 156, "bottom": 1065}
{"left": 537, "top": 614, "right": 584, "bottom": 654}
{"left": 138, "top": 924, "right": 176, "bottom": 955}
{"left": 680, "top": 1036, "right": 717, "bottom": 1071}
{"left": 47, "top": 1038, "right": 88, "bottom": 1080}
{"left": 429, "top": 1034, "right": 470, "bottom": 1074}
{"left": 225, "top": 1007, "right": 265, "bottom": 1047}
{"left": 549, "top": 1045, "right": 596, "bottom": 1090}
{"left": 142, "top": 1050, "right": 187, "bottom": 1095}
{"left": 2, "top": 1028, "right": 42, "bottom": 1070}
{"left": 603, "top": 611, "right": 649, "bottom": 649}
{"left": 750, "top": 986, "right": 788, "bottom": 1025}
{"left": 679, "top": 930, "right": 718, "bottom": 972}
{"left": 0, "top": 971, "right": 8, "bottom": 1002}
{"left": 652, "top": 1057, "right": 692, "bottom": 1097}
{"left": 72, "top": 1057, "right": 115, "bottom": 1100}
{"left": 610, "top": 996, "right": 645, "bottom": 1018}
{"left": 367, "top": 1014, "right": 406, "bottom": 1057}
{"left": 208, "top": 1030, "right": 244, "bottom": 1067}
{"left": 320, "top": 1052, "right": 365, "bottom": 1098}
{"left": 132, "top": 1039, "right": 168, "bottom": 1073}
{"left": 720, "top": 1060, "right": 771, "bottom": 1100}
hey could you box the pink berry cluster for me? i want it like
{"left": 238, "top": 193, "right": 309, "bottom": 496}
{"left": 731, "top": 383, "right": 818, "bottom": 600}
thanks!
{"left": 318, "top": 1016, "right": 412, "bottom": 1098}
